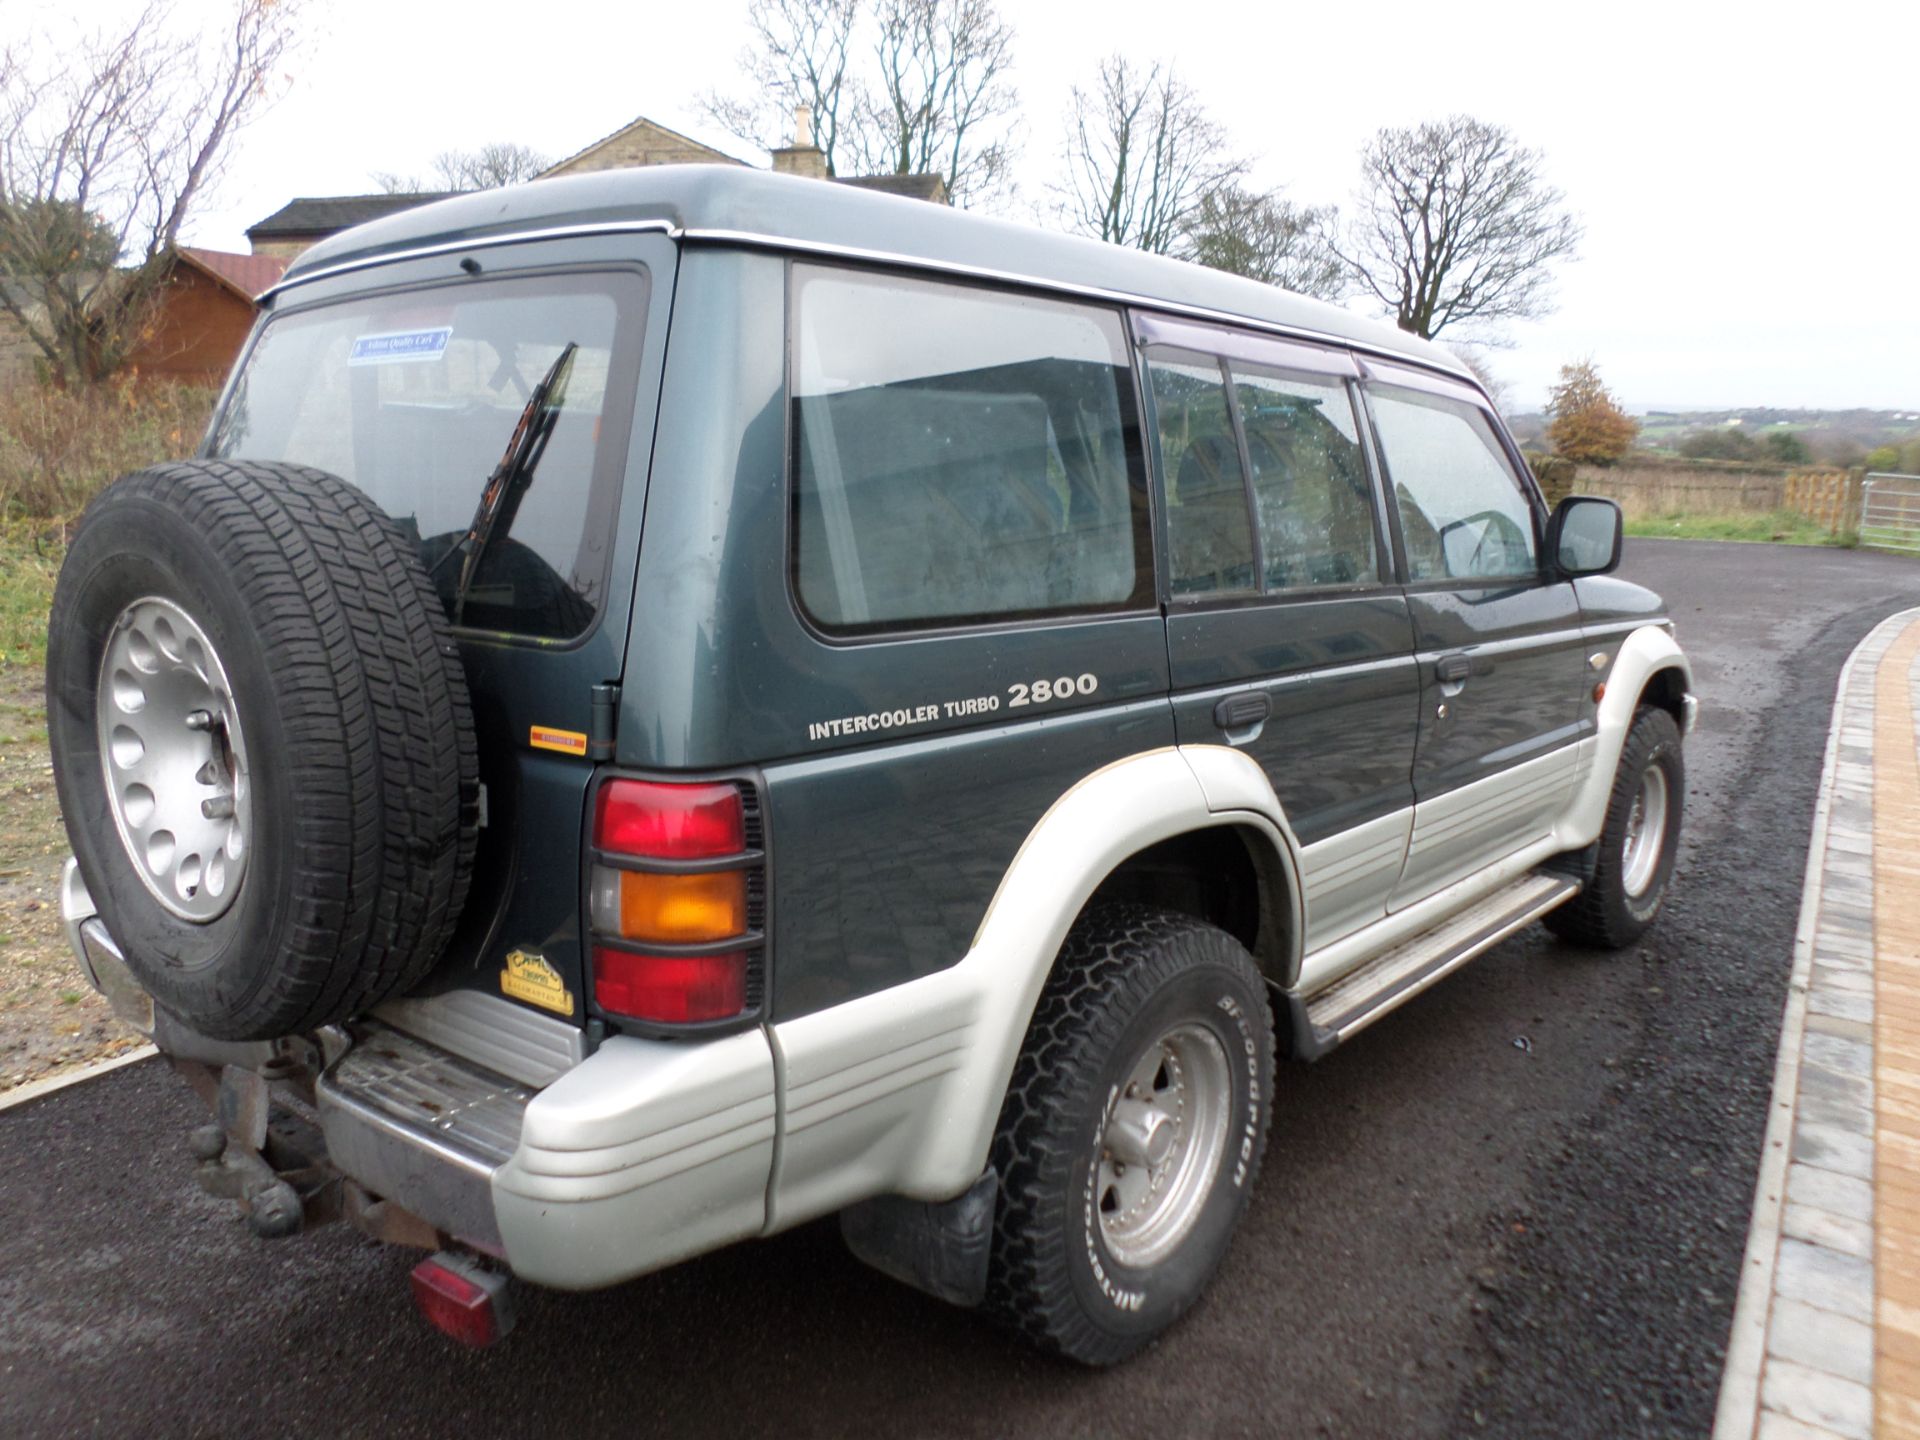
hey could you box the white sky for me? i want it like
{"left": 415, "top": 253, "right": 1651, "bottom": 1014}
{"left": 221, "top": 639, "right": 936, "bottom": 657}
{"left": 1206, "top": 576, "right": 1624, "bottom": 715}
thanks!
{"left": 16, "top": 0, "right": 1918, "bottom": 412}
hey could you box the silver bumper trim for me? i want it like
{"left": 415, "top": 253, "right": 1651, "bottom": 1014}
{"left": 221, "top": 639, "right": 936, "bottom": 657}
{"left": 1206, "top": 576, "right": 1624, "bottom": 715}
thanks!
{"left": 59, "top": 858, "right": 154, "bottom": 1035}
{"left": 316, "top": 1023, "right": 532, "bottom": 1248}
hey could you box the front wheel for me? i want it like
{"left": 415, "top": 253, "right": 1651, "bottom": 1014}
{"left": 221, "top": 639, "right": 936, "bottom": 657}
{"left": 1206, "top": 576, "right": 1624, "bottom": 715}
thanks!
{"left": 1547, "top": 705, "right": 1684, "bottom": 949}
{"left": 984, "top": 904, "right": 1274, "bottom": 1366}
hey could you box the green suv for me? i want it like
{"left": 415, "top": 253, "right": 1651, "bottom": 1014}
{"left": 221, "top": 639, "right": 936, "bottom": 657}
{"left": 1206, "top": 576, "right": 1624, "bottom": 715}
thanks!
{"left": 49, "top": 166, "right": 1693, "bottom": 1364}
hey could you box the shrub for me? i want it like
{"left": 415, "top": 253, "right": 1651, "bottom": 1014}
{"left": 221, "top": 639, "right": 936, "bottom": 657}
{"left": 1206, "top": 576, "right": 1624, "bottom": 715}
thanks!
{"left": 0, "top": 378, "right": 218, "bottom": 520}
{"left": 1525, "top": 450, "right": 1577, "bottom": 504}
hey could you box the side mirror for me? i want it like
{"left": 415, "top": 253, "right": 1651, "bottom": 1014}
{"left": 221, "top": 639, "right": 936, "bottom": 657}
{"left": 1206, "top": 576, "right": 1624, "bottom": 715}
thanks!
{"left": 1546, "top": 495, "right": 1623, "bottom": 577}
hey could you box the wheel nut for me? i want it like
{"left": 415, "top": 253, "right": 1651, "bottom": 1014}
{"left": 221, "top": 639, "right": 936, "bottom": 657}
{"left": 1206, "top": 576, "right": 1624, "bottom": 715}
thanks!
{"left": 185, "top": 710, "right": 213, "bottom": 731}
{"left": 201, "top": 795, "right": 234, "bottom": 819}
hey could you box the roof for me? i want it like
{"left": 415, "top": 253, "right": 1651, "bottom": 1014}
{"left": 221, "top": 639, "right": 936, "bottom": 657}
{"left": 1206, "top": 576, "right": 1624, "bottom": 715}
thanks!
{"left": 177, "top": 247, "right": 288, "bottom": 300}
{"left": 246, "top": 193, "right": 458, "bottom": 240}
{"left": 540, "top": 114, "right": 749, "bottom": 176}
{"left": 275, "top": 166, "right": 1467, "bottom": 378}
{"left": 834, "top": 173, "right": 947, "bottom": 204}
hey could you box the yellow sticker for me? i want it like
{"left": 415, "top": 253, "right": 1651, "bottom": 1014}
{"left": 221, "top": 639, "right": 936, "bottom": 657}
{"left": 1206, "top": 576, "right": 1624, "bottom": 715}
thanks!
{"left": 501, "top": 949, "right": 574, "bottom": 1016}
{"left": 529, "top": 725, "right": 588, "bottom": 757}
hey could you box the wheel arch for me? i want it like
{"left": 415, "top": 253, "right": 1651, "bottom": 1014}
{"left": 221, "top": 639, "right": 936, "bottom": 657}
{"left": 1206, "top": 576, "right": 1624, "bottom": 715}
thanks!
{"left": 1553, "top": 625, "right": 1694, "bottom": 851}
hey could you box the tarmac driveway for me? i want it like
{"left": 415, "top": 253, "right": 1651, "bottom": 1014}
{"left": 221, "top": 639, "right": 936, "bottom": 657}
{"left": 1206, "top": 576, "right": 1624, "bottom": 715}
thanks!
{"left": 3, "top": 539, "right": 1918, "bottom": 1440}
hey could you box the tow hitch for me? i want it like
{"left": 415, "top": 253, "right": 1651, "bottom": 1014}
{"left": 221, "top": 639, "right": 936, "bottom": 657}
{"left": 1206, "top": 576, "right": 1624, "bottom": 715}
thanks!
{"left": 172, "top": 1034, "right": 441, "bottom": 1252}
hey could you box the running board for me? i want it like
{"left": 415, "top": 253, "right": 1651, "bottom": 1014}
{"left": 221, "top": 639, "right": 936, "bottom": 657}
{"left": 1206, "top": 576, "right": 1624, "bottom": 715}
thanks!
{"left": 1288, "top": 872, "right": 1581, "bottom": 1060}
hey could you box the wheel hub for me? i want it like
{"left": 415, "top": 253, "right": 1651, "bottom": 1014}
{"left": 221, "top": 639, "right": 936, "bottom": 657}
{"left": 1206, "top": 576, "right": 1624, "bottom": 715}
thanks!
{"left": 1094, "top": 1022, "right": 1232, "bottom": 1269}
{"left": 1621, "top": 764, "right": 1669, "bottom": 899}
{"left": 96, "top": 597, "right": 251, "bottom": 922}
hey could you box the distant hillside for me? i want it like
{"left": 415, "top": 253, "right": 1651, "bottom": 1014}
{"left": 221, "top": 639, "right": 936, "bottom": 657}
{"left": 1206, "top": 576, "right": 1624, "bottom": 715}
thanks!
{"left": 1508, "top": 407, "right": 1920, "bottom": 463}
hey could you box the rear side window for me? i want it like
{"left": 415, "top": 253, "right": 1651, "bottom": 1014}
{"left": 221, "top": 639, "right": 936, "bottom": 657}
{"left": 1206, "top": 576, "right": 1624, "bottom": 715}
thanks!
{"left": 790, "top": 265, "right": 1152, "bottom": 633}
{"left": 1231, "top": 364, "right": 1378, "bottom": 589}
{"left": 210, "top": 270, "right": 649, "bottom": 640}
{"left": 1369, "top": 386, "right": 1538, "bottom": 581}
{"left": 1150, "top": 350, "right": 1256, "bottom": 598}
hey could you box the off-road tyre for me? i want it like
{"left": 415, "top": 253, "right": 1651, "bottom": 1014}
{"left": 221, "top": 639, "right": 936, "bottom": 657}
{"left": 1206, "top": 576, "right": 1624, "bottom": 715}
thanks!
{"left": 983, "top": 904, "right": 1274, "bottom": 1366}
{"left": 47, "top": 460, "right": 479, "bottom": 1040}
{"left": 1546, "top": 705, "right": 1683, "bottom": 950}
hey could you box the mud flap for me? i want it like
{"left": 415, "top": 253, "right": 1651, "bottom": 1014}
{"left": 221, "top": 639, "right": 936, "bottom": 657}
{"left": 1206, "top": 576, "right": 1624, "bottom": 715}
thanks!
{"left": 839, "top": 1168, "right": 998, "bottom": 1308}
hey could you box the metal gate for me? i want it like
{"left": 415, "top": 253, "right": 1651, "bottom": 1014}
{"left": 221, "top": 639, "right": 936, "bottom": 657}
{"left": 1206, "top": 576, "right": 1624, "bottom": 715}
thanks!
{"left": 1861, "top": 473, "right": 1920, "bottom": 554}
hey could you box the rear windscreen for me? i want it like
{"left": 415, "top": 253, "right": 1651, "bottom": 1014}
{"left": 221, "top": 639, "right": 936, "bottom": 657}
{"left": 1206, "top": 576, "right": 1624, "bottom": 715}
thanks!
{"left": 209, "top": 269, "right": 649, "bottom": 640}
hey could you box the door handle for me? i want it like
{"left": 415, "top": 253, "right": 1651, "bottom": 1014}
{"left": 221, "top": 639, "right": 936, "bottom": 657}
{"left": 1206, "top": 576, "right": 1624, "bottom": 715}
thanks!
{"left": 1436, "top": 654, "right": 1472, "bottom": 685}
{"left": 1213, "top": 691, "right": 1272, "bottom": 730}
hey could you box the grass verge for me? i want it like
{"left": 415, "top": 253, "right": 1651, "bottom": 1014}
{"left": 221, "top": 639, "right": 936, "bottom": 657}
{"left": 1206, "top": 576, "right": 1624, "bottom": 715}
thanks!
{"left": 1623, "top": 509, "right": 1857, "bottom": 546}
{"left": 0, "top": 524, "right": 141, "bottom": 1091}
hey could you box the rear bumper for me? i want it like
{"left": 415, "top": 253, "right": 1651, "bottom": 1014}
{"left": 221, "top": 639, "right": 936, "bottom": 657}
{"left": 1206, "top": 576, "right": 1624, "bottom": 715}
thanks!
{"left": 60, "top": 857, "right": 779, "bottom": 1290}
{"left": 315, "top": 1018, "right": 777, "bottom": 1288}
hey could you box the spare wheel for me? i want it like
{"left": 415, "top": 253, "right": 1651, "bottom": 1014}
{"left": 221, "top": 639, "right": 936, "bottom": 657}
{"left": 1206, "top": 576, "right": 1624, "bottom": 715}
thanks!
{"left": 46, "top": 460, "right": 479, "bottom": 1041}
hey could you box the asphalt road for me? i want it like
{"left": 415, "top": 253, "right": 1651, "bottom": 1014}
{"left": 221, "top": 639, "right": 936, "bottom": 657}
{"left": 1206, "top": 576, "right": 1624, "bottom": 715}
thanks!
{"left": 4, "top": 539, "right": 1918, "bottom": 1440}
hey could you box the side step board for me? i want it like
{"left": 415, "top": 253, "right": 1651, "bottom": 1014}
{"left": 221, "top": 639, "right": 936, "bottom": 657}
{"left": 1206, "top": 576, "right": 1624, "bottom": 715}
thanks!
{"left": 1288, "top": 872, "right": 1581, "bottom": 1060}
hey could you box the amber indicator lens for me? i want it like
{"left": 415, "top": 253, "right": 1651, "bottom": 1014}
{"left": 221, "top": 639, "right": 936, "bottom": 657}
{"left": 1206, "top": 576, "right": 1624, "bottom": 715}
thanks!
{"left": 590, "top": 866, "right": 747, "bottom": 944}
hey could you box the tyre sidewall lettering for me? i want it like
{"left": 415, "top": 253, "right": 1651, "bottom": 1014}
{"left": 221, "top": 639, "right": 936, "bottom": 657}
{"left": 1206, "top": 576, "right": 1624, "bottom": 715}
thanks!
{"left": 1065, "top": 964, "right": 1269, "bottom": 1336}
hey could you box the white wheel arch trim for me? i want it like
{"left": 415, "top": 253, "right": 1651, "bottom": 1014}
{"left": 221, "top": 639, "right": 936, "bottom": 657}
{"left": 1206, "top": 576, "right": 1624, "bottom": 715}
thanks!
{"left": 1554, "top": 625, "right": 1693, "bottom": 852}
{"left": 764, "top": 745, "right": 1302, "bottom": 1228}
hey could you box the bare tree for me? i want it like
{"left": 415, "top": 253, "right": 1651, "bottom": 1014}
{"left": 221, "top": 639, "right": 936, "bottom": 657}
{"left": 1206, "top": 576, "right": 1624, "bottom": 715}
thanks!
{"left": 700, "top": 0, "right": 1017, "bottom": 206}
{"left": 849, "top": 0, "right": 1017, "bottom": 206}
{"left": 0, "top": 0, "right": 302, "bottom": 385}
{"left": 1180, "top": 185, "right": 1344, "bottom": 301}
{"left": 1334, "top": 115, "right": 1581, "bottom": 341}
{"left": 698, "top": 0, "right": 860, "bottom": 177}
{"left": 1055, "top": 56, "right": 1244, "bottom": 255}
{"left": 374, "top": 143, "right": 553, "bottom": 195}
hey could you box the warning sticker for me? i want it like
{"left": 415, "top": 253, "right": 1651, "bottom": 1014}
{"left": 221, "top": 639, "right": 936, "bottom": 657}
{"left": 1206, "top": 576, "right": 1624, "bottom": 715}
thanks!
{"left": 348, "top": 327, "right": 452, "bottom": 365}
{"left": 501, "top": 949, "right": 574, "bottom": 1016}
{"left": 529, "top": 725, "right": 588, "bottom": 757}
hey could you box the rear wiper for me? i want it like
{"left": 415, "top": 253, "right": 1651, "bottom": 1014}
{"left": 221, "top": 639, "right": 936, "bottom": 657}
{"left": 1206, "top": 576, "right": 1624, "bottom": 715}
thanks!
{"left": 430, "top": 341, "right": 578, "bottom": 625}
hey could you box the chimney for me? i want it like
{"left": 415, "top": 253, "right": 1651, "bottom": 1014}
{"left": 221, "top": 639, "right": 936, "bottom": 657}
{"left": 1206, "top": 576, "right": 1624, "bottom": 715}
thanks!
{"left": 770, "top": 102, "right": 828, "bottom": 181}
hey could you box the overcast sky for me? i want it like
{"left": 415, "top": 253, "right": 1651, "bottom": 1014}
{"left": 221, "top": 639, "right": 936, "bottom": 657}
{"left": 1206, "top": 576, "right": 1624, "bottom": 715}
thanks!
{"left": 18, "top": 0, "right": 1918, "bottom": 412}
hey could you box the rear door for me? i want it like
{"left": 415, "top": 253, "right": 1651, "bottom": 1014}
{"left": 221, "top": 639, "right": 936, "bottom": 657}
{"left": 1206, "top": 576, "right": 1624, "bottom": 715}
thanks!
{"left": 1143, "top": 317, "right": 1419, "bottom": 952}
{"left": 211, "top": 235, "right": 678, "bottom": 1026}
{"left": 1360, "top": 362, "right": 1586, "bottom": 907}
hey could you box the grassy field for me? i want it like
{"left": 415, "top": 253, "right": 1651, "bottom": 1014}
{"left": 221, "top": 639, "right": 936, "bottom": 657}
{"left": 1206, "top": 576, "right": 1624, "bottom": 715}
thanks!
{"left": 0, "top": 525, "right": 143, "bottom": 1092}
{"left": 1623, "top": 509, "right": 1857, "bottom": 547}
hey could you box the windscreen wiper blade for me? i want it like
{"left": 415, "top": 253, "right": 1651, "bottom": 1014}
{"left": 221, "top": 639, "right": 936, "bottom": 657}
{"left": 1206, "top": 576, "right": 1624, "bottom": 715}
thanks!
{"left": 432, "top": 341, "right": 578, "bottom": 625}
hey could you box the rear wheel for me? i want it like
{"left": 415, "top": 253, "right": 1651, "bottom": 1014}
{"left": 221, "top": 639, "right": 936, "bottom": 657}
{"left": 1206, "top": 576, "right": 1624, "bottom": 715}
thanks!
{"left": 984, "top": 904, "right": 1274, "bottom": 1365}
{"left": 47, "top": 460, "right": 478, "bottom": 1040}
{"left": 1547, "top": 705, "right": 1684, "bottom": 949}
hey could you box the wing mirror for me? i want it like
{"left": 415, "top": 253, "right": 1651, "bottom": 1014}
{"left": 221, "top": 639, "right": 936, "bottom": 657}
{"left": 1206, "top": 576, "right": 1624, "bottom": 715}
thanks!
{"left": 1546, "top": 495, "right": 1623, "bottom": 578}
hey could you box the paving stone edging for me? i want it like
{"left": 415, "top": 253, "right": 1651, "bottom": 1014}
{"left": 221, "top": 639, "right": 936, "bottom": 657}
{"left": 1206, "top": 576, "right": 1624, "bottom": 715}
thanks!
{"left": 1714, "top": 606, "right": 1920, "bottom": 1440}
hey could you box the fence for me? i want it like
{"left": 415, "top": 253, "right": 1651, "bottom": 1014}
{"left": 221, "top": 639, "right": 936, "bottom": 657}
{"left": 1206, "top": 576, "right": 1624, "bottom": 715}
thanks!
{"left": 1860, "top": 473, "right": 1920, "bottom": 554}
{"left": 1783, "top": 469, "right": 1862, "bottom": 535}
{"left": 1571, "top": 462, "right": 1793, "bottom": 520}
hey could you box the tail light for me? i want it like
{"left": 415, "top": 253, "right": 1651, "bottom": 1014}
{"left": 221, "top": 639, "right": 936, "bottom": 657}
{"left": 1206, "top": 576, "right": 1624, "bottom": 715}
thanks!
{"left": 411, "top": 1253, "right": 513, "bottom": 1348}
{"left": 588, "top": 777, "right": 766, "bottom": 1031}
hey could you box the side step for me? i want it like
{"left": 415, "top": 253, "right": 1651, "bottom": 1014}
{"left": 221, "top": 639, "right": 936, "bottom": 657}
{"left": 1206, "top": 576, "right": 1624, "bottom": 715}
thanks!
{"left": 1289, "top": 871, "right": 1580, "bottom": 1060}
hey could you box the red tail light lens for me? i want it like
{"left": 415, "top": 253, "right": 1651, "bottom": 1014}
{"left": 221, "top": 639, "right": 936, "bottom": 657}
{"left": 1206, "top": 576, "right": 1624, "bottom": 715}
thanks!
{"left": 410, "top": 1255, "right": 511, "bottom": 1348}
{"left": 594, "top": 947, "right": 748, "bottom": 1024}
{"left": 595, "top": 780, "right": 744, "bottom": 859}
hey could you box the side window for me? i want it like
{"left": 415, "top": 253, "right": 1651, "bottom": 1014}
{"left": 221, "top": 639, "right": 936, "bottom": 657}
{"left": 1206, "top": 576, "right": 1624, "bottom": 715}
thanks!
{"left": 1149, "top": 350, "right": 1255, "bottom": 598}
{"left": 1230, "top": 364, "right": 1378, "bottom": 589}
{"left": 1369, "top": 386, "right": 1538, "bottom": 581}
{"left": 790, "top": 266, "right": 1152, "bottom": 632}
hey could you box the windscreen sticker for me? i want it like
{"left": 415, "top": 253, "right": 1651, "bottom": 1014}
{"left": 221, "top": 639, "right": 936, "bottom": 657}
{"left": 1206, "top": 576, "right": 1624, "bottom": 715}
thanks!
{"left": 348, "top": 327, "right": 452, "bottom": 365}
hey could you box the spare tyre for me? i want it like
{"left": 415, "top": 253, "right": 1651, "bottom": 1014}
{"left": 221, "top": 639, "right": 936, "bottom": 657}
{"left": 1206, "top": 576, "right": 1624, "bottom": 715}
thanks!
{"left": 46, "top": 460, "right": 479, "bottom": 1040}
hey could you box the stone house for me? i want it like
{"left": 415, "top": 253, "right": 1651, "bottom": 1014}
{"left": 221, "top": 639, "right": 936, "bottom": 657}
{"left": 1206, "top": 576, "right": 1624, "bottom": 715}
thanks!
{"left": 244, "top": 109, "right": 947, "bottom": 262}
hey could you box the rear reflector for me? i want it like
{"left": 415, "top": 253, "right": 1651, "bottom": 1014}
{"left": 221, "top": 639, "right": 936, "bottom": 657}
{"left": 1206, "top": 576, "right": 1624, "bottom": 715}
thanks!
{"left": 596, "top": 780, "right": 744, "bottom": 859}
{"left": 594, "top": 946, "right": 748, "bottom": 1024}
{"left": 410, "top": 1253, "right": 513, "bottom": 1348}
